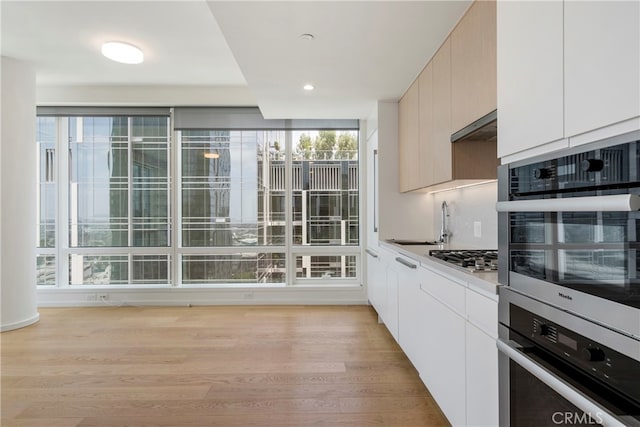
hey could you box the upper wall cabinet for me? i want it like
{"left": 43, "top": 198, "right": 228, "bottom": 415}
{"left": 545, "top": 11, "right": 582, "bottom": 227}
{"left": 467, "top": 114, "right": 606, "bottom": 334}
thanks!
{"left": 429, "top": 39, "right": 453, "bottom": 186}
{"left": 398, "top": 79, "right": 421, "bottom": 192}
{"left": 418, "top": 61, "right": 435, "bottom": 187}
{"left": 498, "top": 0, "right": 640, "bottom": 160}
{"left": 564, "top": 1, "right": 640, "bottom": 139}
{"left": 398, "top": 0, "right": 498, "bottom": 193}
{"left": 451, "top": 0, "right": 497, "bottom": 134}
{"left": 496, "top": 0, "right": 565, "bottom": 159}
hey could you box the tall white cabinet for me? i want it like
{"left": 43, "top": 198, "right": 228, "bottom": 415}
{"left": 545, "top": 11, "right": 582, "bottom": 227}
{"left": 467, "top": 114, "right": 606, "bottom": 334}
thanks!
{"left": 564, "top": 1, "right": 640, "bottom": 140}
{"left": 496, "top": 0, "right": 564, "bottom": 158}
{"left": 498, "top": 0, "right": 640, "bottom": 160}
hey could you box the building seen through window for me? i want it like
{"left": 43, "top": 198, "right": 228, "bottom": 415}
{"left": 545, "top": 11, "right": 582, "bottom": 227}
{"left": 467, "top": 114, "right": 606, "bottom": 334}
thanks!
{"left": 35, "top": 112, "right": 360, "bottom": 287}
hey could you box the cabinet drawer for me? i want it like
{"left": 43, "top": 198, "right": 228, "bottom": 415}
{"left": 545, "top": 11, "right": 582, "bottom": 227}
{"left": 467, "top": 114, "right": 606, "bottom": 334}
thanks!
{"left": 419, "top": 266, "right": 466, "bottom": 316}
{"left": 466, "top": 288, "right": 498, "bottom": 338}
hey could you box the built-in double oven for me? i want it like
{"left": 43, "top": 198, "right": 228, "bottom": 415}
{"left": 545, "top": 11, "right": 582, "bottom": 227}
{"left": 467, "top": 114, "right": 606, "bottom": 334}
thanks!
{"left": 497, "top": 130, "right": 640, "bottom": 426}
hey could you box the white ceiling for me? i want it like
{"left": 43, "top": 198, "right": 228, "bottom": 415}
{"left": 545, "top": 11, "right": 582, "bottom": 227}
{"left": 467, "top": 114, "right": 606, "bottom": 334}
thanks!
{"left": 1, "top": 0, "right": 471, "bottom": 119}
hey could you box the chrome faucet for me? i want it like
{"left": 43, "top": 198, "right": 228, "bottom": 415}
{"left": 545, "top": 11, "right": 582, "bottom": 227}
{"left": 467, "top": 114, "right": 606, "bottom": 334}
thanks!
{"left": 439, "top": 201, "right": 450, "bottom": 244}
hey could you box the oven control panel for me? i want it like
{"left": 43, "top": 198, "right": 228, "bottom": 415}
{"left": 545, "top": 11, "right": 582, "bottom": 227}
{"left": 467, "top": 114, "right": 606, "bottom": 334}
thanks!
{"left": 508, "top": 140, "right": 636, "bottom": 196}
{"left": 510, "top": 304, "right": 640, "bottom": 403}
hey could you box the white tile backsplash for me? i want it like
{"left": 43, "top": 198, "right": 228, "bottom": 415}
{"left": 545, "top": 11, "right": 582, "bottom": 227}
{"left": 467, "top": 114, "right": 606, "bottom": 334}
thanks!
{"left": 428, "top": 181, "right": 498, "bottom": 249}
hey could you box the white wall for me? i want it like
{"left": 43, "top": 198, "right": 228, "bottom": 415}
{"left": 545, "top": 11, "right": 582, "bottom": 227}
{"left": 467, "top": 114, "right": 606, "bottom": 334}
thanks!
{"left": 1, "top": 57, "right": 40, "bottom": 330}
{"left": 428, "top": 181, "right": 498, "bottom": 249}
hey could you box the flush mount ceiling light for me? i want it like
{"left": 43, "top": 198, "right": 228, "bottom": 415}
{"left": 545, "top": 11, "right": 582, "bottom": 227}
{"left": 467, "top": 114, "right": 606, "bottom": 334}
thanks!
{"left": 303, "top": 84, "right": 315, "bottom": 91}
{"left": 204, "top": 152, "right": 220, "bottom": 159}
{"left": 299, "top": 33, "right": 315, "bottom": 41}
{"left": 101, "top": 41, "right": 144, "bottom": 64}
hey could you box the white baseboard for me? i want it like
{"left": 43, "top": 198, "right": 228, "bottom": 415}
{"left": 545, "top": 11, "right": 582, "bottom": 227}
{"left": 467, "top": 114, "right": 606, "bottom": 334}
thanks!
{"left": 37, "top": 286, "right": 369, "bottom": 307}
{"left": 1, "top": 312, "right": 40, "bottom": 331}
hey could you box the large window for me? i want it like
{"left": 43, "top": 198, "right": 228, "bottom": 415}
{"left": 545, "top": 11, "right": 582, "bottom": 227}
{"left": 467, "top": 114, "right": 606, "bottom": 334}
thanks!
{"left": 36, "top": 109, "right": 360, "bottom": 288}
{"left": 37, "top": 113, "right": 172, "bottom": 286}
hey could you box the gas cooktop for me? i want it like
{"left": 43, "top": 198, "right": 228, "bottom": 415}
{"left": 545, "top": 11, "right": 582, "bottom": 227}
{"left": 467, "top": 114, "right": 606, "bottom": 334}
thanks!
{"left": 428, "top": 249, "right": 498, "bottom": 273}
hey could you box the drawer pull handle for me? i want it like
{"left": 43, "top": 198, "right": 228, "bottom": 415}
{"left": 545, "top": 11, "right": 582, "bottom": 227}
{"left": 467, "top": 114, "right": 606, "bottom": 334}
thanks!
{"left": 395, "top": 257, "right": 417, "bottom": 269}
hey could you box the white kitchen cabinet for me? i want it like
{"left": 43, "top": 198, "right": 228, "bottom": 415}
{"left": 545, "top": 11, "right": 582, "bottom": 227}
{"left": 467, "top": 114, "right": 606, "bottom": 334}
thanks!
{"left": 564, "top": 1, "right": 640, "bottom": 140}
{"left": 465, "top": 289, "right": 499, "bottom": 427}
{"left": 377, "top": 246, "right": 400, "bottom": 342}
{"left": 496, "top": 0, "right": 565, "bottom": 159}
{"left": 385, "top": 265, "right": 399, "bottom": 343}
{"left": 418, "top": 281, "right": 467, "bottom": 427}
{"left": 366, "top": 248, "right": 385, "bottom": 320}
{"left": 466, "top": 322, "right": 499, "bottom": 427}
{"left": 396, "top": 255, "right": 423, "bottom": 370}
{"left": 382, "top": 244, "right": 500, "bottom": 427}
{"left": 498, "top": 0, "right": 640, "bottom": 161}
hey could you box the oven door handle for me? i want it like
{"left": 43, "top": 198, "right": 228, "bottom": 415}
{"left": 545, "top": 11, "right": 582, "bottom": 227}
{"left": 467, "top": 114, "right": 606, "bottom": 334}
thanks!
{"left": 496, "top": 194, "right": 640, "bottom": 212}
{"left": 497, "top": 339, "right": 627, "bottom": 427}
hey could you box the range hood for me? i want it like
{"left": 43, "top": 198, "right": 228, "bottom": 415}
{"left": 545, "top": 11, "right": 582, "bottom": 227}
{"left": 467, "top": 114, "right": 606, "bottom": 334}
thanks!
{"left": 451, "top": 110, "right": 497, "bottom": 144}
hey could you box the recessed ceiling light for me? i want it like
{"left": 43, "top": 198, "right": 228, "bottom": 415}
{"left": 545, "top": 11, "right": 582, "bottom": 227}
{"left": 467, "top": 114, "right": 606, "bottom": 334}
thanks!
{"left": 101, "top": 41, "right": 144, "bottom": 64}
{"left": 299, "top": 33, "right": 315, "bottom": 41}
{"left": 303, "top": 84, "right": 315, "bottom": 91}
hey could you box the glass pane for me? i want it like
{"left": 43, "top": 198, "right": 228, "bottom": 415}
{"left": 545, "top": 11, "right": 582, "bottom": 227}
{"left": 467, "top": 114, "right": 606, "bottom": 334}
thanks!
{"left": 132, "top": 116, "right": 168, "bottom": 142}
{"left": 132, "top": 118, "right": 170, "bottom": 247}
{"left": 132, "top": 255, "right": 170, "bottom": 284}
{"left": 295, "top": 255, "right": 357, "bottom": 279}
{"left": 69, "top": 254, "right": 128, "bottom": 285}
{"left": 37, "top": 117, "right": 57, "bottom": 248}
{"left": 181, "top": 130, "right": 285, "bottom": 246}
{"left": 69, "top": 117, "right": 128, "bottom": 247}
{"left": 69, "top": 116, "right": 128, "bottom": 143}
{"left": 291, "top": 130, "right": 359, "bottom": 246}
{"left": 68, "top": 116, "right": 170, "bottom": 248}
{"left": 36, "top": 255, "right": 56, "bottom": 285}
{"left": 182, "top": 253, "right": 286, "bottom": 284}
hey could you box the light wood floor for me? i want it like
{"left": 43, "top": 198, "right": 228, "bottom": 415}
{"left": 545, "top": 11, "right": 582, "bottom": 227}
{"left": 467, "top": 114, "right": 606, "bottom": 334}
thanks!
{"left": 1, "top": 305, "right": 450, "bottom": 427}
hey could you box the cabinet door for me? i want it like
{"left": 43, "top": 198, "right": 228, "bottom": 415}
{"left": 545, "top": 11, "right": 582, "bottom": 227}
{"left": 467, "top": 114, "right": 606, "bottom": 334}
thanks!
{"left": 564, "top": 1, "right": 640, "bottom": 138}
{"left": 398, "top": 79, "right": 421, "bottom": 192}
{"left": 418, "top": 62, "right": 434, "bottom": 187}
{"left": 418, "top": 286, "right": 466, "bottom": 427}
{"left": 366, "top": 249, "right": 385, "bottom": 317}
{"left": 496, "top": 0, "right": 565, "bottom": 158}
{"left": 397, "top": 257, "right": 422, "bottom": 369}
{"left": 432, "top": 38, "right": 453, "bottom": 185}
{"left": 385, "top": 262, "right": 400, "bottom": 342}
{"left": 466, "top": 322, "right": 499, "bottom": 427}
{"left": 451, "top": 0, "right": 497, "bottom": 133}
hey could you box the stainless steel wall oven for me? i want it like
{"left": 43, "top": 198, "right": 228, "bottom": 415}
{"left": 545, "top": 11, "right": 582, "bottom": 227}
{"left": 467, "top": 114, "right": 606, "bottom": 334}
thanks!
{"left": 497, "top": 131, "right": 640, "bottom": 426}
{"left": 498, "top": 287, "right": 639, "bottom": 427}
{"left": 497, "top": 131, "right": 640, "bottom": 339}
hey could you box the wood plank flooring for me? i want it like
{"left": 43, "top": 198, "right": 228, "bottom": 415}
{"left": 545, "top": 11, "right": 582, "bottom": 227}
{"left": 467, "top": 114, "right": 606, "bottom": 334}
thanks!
{"left": 1, "top": 305, "right": 450, "bottom": 427}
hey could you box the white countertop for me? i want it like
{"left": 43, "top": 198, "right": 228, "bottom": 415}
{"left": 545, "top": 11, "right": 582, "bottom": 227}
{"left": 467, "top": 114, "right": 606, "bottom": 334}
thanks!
{"left": 378, "top": 240, "right": 501, "bottom": 297}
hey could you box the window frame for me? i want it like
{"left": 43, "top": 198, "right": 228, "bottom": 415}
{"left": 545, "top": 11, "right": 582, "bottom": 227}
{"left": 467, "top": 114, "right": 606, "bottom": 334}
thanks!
{"left": 36, "top": 112, "right": 362, "bottom": 288}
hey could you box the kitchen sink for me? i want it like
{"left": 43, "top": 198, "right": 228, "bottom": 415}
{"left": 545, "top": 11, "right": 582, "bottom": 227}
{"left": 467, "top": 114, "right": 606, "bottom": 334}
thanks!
{"left": 387, "top": 239, "right": 440, "bottom": 246}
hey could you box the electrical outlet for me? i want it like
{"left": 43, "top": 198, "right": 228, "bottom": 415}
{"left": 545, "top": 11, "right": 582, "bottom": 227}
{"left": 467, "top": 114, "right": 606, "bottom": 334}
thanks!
{"left": 243, "top": 292, "right": 254, "bottom": 300}
{"left": 97, "top": 293, "right": 109, "bottom": 301}
{"left": 473, "top": 221, "right": 482, "bottom": 238}
{"left": 87, "top": 293, "right": 97, "bottom": 301}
